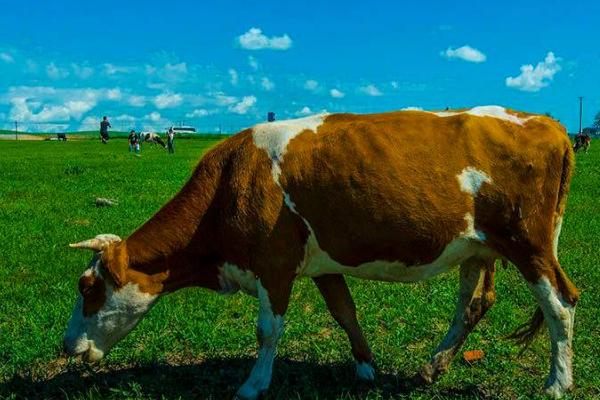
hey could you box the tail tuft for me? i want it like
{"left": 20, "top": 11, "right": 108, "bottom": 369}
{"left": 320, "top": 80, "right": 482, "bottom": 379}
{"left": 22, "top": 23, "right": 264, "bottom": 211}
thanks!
{"left": 506, "top": 307, "right": 545, "bottom": 350}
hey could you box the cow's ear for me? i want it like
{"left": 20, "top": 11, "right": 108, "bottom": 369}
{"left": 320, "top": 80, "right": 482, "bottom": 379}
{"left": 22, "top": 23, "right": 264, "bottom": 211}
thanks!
{"left": 102, "top": 242, "right": 129, "bottom": 287}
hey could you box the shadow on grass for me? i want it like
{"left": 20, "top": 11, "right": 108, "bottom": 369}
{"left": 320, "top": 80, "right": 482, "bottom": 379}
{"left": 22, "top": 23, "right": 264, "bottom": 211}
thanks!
{"left": 0, "top": 357, "right": 490, "bottom": 399}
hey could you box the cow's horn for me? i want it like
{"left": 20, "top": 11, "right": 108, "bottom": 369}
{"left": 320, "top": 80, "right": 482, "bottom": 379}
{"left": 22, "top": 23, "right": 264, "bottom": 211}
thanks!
{"left": 69, "top": 234, "right": 122, "bottom": 251}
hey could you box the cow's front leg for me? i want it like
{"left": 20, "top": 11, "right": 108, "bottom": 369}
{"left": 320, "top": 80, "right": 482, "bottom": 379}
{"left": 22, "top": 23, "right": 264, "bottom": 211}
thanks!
{"left": 418, "top": 260, "right": 496, "bottom": 384}
{"left": 235, "top": 278, "right": 292, "bottom": 400}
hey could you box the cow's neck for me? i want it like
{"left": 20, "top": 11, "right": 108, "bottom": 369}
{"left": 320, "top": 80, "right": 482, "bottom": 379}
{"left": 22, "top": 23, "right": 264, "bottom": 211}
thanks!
{"left": 122, "top": 151, "right": 225, "bottom": 292}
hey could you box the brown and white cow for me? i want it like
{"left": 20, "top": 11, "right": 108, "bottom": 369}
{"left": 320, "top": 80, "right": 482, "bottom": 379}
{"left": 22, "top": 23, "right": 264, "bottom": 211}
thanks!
{"left": 64, "top": 106, "right": 578, "bottom": 399}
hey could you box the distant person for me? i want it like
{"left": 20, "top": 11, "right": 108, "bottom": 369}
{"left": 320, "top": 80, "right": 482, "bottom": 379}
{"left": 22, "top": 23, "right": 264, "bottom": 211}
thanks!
{"left": 100, "top": 116, "right": 111, "bottom": 144}
{"left": 128, "top": 130, "right": 140, "bottom": 154}
{"left": 167, "top": 127, "right": 175, "bottom": 154}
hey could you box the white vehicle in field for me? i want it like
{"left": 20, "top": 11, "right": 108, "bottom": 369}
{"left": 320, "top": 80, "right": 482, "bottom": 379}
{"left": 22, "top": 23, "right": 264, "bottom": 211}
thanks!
{"left": 167, "top": 126, "right": 197, "bottom": 134}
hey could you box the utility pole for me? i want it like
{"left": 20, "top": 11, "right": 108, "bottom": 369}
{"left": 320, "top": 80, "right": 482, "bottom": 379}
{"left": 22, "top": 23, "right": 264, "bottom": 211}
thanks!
{"left": 578, "top": 96, "right": 583, "bottom": 134}
{"left": 14, "top": 120, "right": 18, "bottom": 140}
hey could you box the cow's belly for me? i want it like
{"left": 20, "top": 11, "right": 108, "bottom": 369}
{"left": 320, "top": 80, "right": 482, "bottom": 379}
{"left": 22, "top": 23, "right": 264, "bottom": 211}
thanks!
{"left": 297, "top": 234, "right": 493, "bottom": 282}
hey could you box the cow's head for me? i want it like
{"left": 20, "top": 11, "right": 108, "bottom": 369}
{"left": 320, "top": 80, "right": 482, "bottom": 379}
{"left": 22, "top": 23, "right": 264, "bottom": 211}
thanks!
{"left": 63, "top": 234, "right": 159, "bottom": 362}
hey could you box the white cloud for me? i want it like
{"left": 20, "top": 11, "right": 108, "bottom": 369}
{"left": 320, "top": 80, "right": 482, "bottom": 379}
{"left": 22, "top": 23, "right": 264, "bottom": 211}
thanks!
{"left": 229, "top": 95, "right": 257, "bottom": 114}
{"left": 237, "top": 27, "right": 292, "bottom": 50}
{"left": 103, "top": 63, "right": 135, "bottom": 75}
{"left": 505, "top": 52, "right": 561, "bottom": 92}
{"left": 106, "top": 88, "right": 122, "bottom": 100}
{"left": 147, "top": 82, "right": 167, "bottom": 90}
{"left": 71, "top": 63, "right": 94, "bottom": 79}
{"left": 359, "top": 84, "right": 383, "bottom": 96}
{"left": 1, "top": 86, "right": 131, "bottom": 125}
{"left": 79, "top": 116, "right": 99, "bottom": 131}
{"left": 304, "top": 79, "right": 319, "bottom": 91}
{"left": 248, "top": 55, "right": 259, "bottom": 71}
{"left": 164, "top": 62, "right": 187, "bottom": 75}
{"left": 3, "top": 86, "right": 107, "bottom": 122}
{"left": 46, "top": 62, "right": 70, "bottom": 79}
{"left": 186, "top": 109, "right": 211, "bottom": 118}
{"left": 228, "top": 68, "right": 239, "bottom": 85}
{"left": 128, "top": 95, "right": 146, "bottom": 107}
{"left": 295, "top": 106, "right": 312, "bottom": 116}
{"left": 441, "top": 45, "right": 486, "bottom": 63}
{"left": 145, "top": 111, "right": 162, "bottom": 122}
{"left": 330, "top": 88, "right": 345, "bottom": 98}
{"left": 153, "top": 92, "right": 183, "bottom": 109}
{"left": 261, "top": 77, "right": 275, "bottom": 91}
{"left": 213, "top": 92, "right": 238, "bottom": 106}
{"left": 115, "top": 114, "right": 136, "bottom": 122}
{"left": 401, "top": 106, "right": 423, "bottom": 111}
{"left": 8, "top": 97, "right": 94, "bottom": 122}
{"left": 0, "top": 52, "right": 14, "bottom": 64}
{"left": 65, "top": 100, "right": 95, "bottom": 117}
{"left": 148, "top": 62, "right": 188, "bottom": 83}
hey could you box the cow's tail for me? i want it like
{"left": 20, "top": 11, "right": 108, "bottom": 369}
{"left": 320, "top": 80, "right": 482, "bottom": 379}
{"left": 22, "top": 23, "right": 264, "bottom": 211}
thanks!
{"left": 508, "top": 142, "right": 576, "bottom": 349}
{"left": 556, "top": 144, "right": 574, "bottom": 219}
{"left": 506, "top": 307, "right": 545, "bottom": 349}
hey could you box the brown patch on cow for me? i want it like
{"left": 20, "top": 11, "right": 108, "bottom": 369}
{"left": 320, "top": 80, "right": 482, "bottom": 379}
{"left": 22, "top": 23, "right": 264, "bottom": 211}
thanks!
{"left": 79, "top": 273, "right": 106, "bottom": 316}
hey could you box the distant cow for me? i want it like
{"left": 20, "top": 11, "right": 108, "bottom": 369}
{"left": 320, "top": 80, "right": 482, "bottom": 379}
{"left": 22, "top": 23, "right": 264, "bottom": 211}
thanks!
{"left": 57, "top": 133, "right": 67, "bottom": 141}
{"left": 573, "top": 134, "right": 590, "bottom": 153}
{"left": 140, "top": 131, "right": 166, "bottom": 148}
{"left": 64, "top": 106, "right": 578, "bottom": 399}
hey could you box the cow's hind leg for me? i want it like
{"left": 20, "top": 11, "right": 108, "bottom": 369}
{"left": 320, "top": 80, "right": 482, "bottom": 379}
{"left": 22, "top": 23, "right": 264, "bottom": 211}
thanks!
{"left": 513, "top": 256, "right": 578, "bottom": 399}
{"left": 313, "top": 274, "right": 375, "bottom": 381}
{"left": 235, "top": 277, "right": 293, "bottom": 400}
{"left": 418, "top": 258, "right": 496, "bottom": 384}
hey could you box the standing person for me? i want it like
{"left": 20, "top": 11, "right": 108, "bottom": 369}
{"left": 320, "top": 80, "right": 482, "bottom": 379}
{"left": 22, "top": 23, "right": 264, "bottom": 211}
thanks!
{"left": 128, "top": 129, "right": 140, "bottom": 154}
{"left": 167, "top": 127, "right": 175, "bottom": 154}
{"left": 100, "top": 116, "right": 111, "bottom": 144}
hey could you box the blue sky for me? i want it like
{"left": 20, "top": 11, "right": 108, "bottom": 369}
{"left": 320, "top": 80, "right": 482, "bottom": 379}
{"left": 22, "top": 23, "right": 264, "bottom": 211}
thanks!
{"left": 0, "top": 0, "right": 598, "bottom": 133}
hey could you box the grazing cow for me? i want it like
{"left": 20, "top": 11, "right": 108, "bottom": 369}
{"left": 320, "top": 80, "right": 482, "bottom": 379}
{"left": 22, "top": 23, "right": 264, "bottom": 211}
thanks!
{"left": 140, "top": 131, "right": 166, "bottom": 148}
{"left": 64, "top": 106, "right": 578, "bottom": 399}
{"left": 573, "top": 134, "right": 591, "bottom": 153}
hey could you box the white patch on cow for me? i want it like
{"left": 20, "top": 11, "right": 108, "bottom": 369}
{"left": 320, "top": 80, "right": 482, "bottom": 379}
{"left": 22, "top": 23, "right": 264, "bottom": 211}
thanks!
{"left": 283, "top": 193, "right": 298, "bottom": 213}
{"left": 461, "top": 213, "right": 486, "bottom": 242}
{"left": 64, "top": 274, "right": 158, "bottom": 361}
{"left": 237, "top": 280, "right": 285, "bottom": 400}
{"left": 252, "top": 113, "right": 328, "bottom": 182}
{"left": 457, "top": 167, "right": 492, "bottom": 196}
{"left": 552, "top": 216, "right": 563, "bottom": 260}
{"left": 433, "top": 105, "right": 534, "bottom": 125}
{"left": 294, "top": 214, "right": 493, "bottom": 282}
{"left": 218, "top": 263, "right": 258, "bottom": 296}
{"left": 528, "top": 276, "right": 575, "bottom": 398}
{"left": 356, "top": 361, "right": 376, "bottom": 381}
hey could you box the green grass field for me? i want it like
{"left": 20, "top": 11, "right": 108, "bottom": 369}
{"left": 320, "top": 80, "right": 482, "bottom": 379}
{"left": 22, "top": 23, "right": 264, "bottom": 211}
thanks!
{"left": 0, "top": 138, "right": 599, "bottom": 399}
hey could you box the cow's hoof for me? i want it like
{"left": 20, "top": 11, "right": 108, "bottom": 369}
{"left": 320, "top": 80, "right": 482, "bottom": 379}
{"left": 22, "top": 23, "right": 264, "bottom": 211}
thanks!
{"left": 544, "top": 382, "right": 571, "bottom": 399}
{"left": 234, "top": 385, "right": 267, "bottom": 400}
{"left": 356, "top": 361, "right": 376, "bottom": 381}
{"left": 412, "top": 364, "right": 435, "bottom": 386}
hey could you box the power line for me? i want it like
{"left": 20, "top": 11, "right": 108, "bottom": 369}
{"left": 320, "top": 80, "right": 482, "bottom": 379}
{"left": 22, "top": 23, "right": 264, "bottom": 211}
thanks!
{"left": 578, "top": 96, "right": 583, "bottom": 134}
